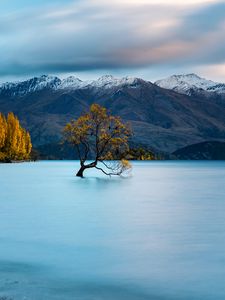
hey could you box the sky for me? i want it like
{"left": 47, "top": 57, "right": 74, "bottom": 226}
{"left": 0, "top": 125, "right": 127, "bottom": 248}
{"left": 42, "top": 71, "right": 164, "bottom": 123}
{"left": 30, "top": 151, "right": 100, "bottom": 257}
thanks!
{"left": 0, "top": 0, "right": 225, "bottom": 83}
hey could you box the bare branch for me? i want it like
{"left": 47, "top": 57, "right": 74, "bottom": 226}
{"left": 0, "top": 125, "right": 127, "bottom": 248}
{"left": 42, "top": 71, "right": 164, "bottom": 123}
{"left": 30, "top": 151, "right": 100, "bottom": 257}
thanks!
{"left": 95, "top": 165, "right": 121, "bottom": 176}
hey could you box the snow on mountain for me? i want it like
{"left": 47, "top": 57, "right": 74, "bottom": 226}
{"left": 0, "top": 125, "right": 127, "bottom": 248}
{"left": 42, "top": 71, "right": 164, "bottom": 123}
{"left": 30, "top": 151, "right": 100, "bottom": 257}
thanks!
{"left": 155, "top": 74, "right": 225, "bottom": 95}
{"left": 90, "top": 75, "right": 117, "bottom": 88}
{"left": 58, "top": 76, "right": 83, "bottom": 89}
{"left": 0, "top": 75, "right": 61, "bottom": 96}
{"left": 1, "top": 73, "right": 225, "bottom": 98}
{"left": 0, "top": 75, "right": 143, "bottom": 96}
{"left": 88, "top": 75, "right": 141, "bottom": 89}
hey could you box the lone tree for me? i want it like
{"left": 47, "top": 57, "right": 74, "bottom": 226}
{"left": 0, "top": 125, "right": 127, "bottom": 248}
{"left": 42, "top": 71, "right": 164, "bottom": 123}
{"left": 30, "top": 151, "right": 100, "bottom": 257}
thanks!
{"left": 64, "top": 104, "right": 131, "bottom": 177}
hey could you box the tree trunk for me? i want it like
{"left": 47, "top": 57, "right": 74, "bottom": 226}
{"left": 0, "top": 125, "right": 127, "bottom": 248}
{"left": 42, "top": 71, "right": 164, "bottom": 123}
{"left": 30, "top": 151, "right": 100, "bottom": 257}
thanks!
{"left": 76, "top": 165, "right": 86, "bottom": 177}
{"left": 76, "top": 161, "right": 97, "bottom": 177}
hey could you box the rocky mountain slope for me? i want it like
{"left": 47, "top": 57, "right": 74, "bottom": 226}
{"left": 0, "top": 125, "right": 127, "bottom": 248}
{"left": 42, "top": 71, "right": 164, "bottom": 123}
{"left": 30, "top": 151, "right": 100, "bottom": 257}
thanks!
{"left": 1, "top": 74, "right": 225, "bottom": 156}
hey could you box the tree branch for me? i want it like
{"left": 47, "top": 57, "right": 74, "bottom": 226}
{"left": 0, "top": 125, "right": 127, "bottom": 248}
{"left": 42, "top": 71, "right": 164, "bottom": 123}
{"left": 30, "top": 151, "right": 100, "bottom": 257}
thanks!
{"left": 95, "top": 165, "right": 121, "bottom": 176}
{"left": 80, "top": 138, "right": 90, "bottom": 161}
{"left": 99, "top": 160, "right": 120, "bottom": 171}
{"left": 76, "top": 144, "right": 83, "bottom": 165}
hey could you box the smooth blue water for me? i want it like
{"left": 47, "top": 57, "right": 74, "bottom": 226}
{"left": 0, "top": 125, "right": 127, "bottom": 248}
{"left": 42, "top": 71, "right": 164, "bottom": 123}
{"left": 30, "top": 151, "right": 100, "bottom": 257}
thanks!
{"left": 0, "top": 161, "right": 225, "bottom": 300}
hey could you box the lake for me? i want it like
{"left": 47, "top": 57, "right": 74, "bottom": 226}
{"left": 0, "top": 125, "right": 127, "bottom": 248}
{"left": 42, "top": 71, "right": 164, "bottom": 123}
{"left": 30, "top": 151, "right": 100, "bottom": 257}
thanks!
{"left": 0, "top": 161, "right": 225, "bottom": 300}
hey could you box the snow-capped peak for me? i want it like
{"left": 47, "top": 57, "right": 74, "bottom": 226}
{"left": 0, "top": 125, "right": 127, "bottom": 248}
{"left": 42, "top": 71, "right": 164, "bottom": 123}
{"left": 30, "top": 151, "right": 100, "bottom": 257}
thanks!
{"left": 98, "top": 75, "right": 115, "bottom": 81}
{"left": 155, "top": 73, "right": 225, "bottom": 95}
{"left": 30, "top": 75, "right": 61, "bottom": 90}
{"left": 59, "top": 76, "right": 83, "bottom": 89}
{"left": 89, "top": 75, "right": 117, "bottom": 88}
{"left": 88, "top": 75, "right": 142, "bottom": 89}
{"left": 0, "top": 74, "right": 145, "bottom": 96}
{"left": 0, "top": 75, "right": 61, "bottom": 96}
{"left": 57, "top": 75, "right": 142, "bottom": 90}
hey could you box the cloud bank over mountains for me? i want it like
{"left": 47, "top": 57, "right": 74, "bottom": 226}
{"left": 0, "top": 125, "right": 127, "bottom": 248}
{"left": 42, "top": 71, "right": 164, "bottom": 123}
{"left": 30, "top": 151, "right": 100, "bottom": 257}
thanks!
{"left": 1, "top": 0, "right": 225, "bottom": 81}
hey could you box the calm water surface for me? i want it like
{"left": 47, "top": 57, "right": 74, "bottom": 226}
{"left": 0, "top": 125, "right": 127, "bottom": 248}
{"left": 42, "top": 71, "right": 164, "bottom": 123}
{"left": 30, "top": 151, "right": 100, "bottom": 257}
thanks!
{"left": 0, "top": 161, "right": 225, "bottom": 300}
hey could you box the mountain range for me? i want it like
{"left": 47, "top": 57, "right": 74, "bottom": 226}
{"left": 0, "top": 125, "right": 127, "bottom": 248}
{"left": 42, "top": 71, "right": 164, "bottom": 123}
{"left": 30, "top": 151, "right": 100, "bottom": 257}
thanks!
{"left": 0, "top": 73, "right": 225, "bottom": 159}
{"left": 155, "top": 73, "right": 225, "bottom": 96}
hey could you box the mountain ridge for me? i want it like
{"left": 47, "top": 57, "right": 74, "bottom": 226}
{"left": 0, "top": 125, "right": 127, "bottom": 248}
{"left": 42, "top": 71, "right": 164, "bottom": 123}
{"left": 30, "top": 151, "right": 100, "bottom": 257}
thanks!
{"left": 1, "top": 73, "right": 225, "bottom": 157}
{"left": 0, "top": 74, "right": 144, "bottom": 97}
{"left": 2, "top": 73, "right": 225, "bottom": 98}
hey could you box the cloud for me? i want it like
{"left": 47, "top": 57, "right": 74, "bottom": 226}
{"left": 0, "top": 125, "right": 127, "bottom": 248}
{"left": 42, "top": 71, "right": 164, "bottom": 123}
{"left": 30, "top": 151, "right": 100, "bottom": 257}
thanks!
{"left": 0, "top": 0, "right": 225, "bottom": 79}
{"left": 196, "top": 62, "right": 225, "bottom": 81}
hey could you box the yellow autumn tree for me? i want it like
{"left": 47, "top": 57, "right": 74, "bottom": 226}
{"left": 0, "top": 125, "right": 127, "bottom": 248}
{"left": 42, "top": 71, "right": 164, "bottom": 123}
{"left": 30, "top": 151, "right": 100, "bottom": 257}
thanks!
{"left": 25, "top": 131, "right": 32, "bottom": 160}
{"left": 0, "top": 113, "right": 7, "bottom": 160}
{"left": 0, "top": 112, "right": 32, "bottom": 162}
{"left": 64, "top": 104, "right": 132, "bottom": 177}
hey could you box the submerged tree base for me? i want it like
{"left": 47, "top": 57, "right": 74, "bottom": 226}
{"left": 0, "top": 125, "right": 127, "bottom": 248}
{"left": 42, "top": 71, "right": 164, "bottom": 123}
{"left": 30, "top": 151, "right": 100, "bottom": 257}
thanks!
{"left": 76, "top": 166, "right": 86, "bottom": 177}
{"left": 75, "top": 160, "right": 132, "bottom": 178}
